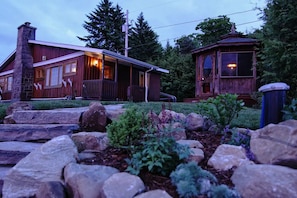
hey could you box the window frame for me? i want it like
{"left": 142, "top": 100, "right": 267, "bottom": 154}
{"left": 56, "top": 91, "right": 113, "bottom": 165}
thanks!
{"left": 45, "top": 65, "right": 63, "bottom": 88}
{"left": 221, "top": 51, "right": 254, "bottom": 78}
{"left": 0, "top": 75, "right": 13, "bottom": 92}
{"left": 64, "top": 61, "right": 77, "bottom": 76}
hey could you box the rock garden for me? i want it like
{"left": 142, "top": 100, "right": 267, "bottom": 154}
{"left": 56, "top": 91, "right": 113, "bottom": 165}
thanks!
{"left": 0, "top": 93, "right": 297, "bottom": 197}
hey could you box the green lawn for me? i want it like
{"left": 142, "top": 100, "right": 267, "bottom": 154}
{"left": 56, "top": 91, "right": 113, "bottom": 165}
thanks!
{"left": 0, "top": 100, "right": 261, "bottom": 129}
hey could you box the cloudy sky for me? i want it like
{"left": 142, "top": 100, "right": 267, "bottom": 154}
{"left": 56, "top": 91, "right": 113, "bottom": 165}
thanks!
{"left": 0, "top": 0, "right": 266, "bottom": 63}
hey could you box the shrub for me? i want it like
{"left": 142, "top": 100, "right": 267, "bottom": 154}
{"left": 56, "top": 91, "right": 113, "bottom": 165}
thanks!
{"left": 170, "top": 162, "right": 217, "bottom": 197}
{"left": 126, "top": 135, "right": 190, "bottom": 176}
{"left": 209, "top": 184, "right": 240, "bottom": 198}
{"left": 197, "top": 94, "right": 245, "bottom": 132}
{"left": 170, "top": 162, "right": 240, "bottom": 198}
{"left": 106, "top": 107, "right": 147, "bottom": 148}
{"left": 282, "top": 98, "right": 297, "bottom": 120}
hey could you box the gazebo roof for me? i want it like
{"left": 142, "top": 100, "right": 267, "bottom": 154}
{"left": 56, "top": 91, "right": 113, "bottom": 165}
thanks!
{"left": 192, "top": 27, "right": 259, "bottom": 55}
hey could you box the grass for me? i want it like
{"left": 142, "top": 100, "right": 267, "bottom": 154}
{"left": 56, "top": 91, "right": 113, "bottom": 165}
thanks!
{"left": 0, "top": 100, "right": 261, "bottom": 129}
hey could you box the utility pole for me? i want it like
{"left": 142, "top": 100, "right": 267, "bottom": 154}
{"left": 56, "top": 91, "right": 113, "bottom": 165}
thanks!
{"left": 122, "top": 10, "right": 129, "bottom": 57}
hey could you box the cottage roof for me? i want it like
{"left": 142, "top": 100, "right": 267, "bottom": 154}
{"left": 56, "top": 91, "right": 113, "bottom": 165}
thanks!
{"left": 0, "top": 40, "right": 169, "bottom": 74}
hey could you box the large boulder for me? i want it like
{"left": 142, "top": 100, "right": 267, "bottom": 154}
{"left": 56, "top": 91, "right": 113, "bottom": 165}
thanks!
{"left": 102, "top": 172, "right": 145, "bottom": 198}
{"left": 71, "top": 132, "right": 109, "bottom": 152}
{"left": 81, "top": 102, "right": 107, "bottom": 132}
{"left": 208, "top": 144, "right": 253, "bottom": 171}
{"left": 35, "top": 181, "right": 67, "bottom": 198}
{"left": 2, "top": 135, "right": 78, "bottom": 198}
{"left": 251, "top": 119, "right": 297, "bottom": 167}
{"left": 64, "top": 163, "right": 119, "bottom": 198}
{"left": 185, "top": 113, "right": 204, "bottom": 131}
{"left": 231, "top": 164, "right": 297, "bottom": 198}
{"left": 0, "top": 141, "right": 42, "bottom": 165}
{"left": 158, "top": 109, "right": 186, "bottom": 123}
{"left": 0, "top": 124, "right": 78, "bottom": 142}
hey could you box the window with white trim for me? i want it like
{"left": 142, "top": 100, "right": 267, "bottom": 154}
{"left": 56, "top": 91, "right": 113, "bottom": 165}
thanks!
{"left": 45, "top": 66, "right": 63, "bottom": 87}
{"left": 64, "top": 62, "right": 77, "bottom": 75}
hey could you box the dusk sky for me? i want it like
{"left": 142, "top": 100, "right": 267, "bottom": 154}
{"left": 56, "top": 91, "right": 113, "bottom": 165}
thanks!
{"left": 0, "top": 0, "right": 266, "bottom": 63}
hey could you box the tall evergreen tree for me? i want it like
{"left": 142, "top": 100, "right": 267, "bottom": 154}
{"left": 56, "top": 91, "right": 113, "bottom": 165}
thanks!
{"left": 260, "top": 0, "right": 297, "bottom": 98}
{"left": 78, "top": 0, "right": 125, "bottom": 52}
{"left": 195, "top": 15, "right": 233, "bottom": 46}
{"left": 129, "top": 12, "right": 162, "bottom": 61}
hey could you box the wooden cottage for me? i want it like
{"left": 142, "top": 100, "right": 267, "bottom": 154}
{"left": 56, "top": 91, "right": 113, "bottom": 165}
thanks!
{"left": 0, "top": 22, "right": 168, "bottom": 102}
{"left": 191, "top": 28, "right": 259, "bottom": 101}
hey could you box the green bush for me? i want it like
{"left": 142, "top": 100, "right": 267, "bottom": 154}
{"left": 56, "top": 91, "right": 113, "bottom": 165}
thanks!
{"left": 197, "top": 94, "right": 245, "bottom": 132}
{"left": 126, "top": 135, "right": 190, "bottom": 176}
{"left": 170, "top": 162, "right": 239, "bottom": 198}
{"left": 106, "top": 107, "right": 147, "bottom": 148}
{"left": 282, "top": 98, "right": 297, "bottom": 120}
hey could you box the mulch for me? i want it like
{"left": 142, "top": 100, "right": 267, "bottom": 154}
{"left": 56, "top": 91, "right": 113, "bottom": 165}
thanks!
{"left": 81, "top": 130, "right": 234, "bottom": 198}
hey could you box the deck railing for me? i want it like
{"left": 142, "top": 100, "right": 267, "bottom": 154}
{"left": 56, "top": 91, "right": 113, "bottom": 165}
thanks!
{"left": 82, "top": 79, "right": 117, "bottom": 100}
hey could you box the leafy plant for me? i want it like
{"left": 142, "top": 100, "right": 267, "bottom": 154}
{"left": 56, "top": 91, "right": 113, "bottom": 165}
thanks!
{"left": 106, "top": 107, "right": 147, "bottom": 148}
{"left": 170, "top": 162, "right": 240, "bottom": 198}
{"left": 126, "top": 135, "right": 190, "bottom": 176}
{"left": 282, "top": 98, "right": 297, "bottom": 120}
{"left": 197, "top": 94, "right": 245, "bottom": 132}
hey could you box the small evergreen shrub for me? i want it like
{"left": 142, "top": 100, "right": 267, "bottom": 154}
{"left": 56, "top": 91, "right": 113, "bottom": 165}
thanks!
{"left": 106, "top": 107, "right": 147, "bottom": 148}
{"left": 209, "top": 184, "right": 240, "bottom": 198}
{"left": 170, "top": 162, "right": 239, "bottom": 198}
{"left": 197, "top": 94, "right": 244, "bottom": 132}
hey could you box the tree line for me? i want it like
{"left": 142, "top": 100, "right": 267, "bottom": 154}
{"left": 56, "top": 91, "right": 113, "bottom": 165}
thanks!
{"left": 78, "top": 0, "right": 297, "bottom": 101}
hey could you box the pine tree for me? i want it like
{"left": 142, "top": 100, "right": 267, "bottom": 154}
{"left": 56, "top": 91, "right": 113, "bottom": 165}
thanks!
{"left": 78, "top": 0, "right": 125, "bottom": 52}
{"left": 129, "top": 12, "right": 162, "bottom": 61}
{"left": 260, "top": 0, "right": 297, "bottom": 98}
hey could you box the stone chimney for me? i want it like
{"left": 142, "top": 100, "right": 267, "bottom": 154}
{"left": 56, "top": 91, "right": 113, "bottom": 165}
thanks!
{"left": 11, "top": 22, "right": 36, "bottom": 101}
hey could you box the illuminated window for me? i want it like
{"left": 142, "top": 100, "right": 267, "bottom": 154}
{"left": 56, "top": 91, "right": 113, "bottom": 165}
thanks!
{"left": 221, "top": 52, "right": 253, "bottom": 77}
{"left": 65, "top": 62, "right": 77, "bottom": 74}
{"left": 46, "top": 66, "right": 63, "bottom": 87}
{"left": 139, "top": 72, "right": 144, "bottom": 87}
{"left": 104, "top": 65, "right": 114, "bottom": 80}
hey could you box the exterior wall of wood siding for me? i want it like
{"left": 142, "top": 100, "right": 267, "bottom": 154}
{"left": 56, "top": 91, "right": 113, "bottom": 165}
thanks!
{"left": 31, "top": 45, "right": 77, "bottom": 62}
{"left": 33, "top": 55, "right": 85, "bottom": 98}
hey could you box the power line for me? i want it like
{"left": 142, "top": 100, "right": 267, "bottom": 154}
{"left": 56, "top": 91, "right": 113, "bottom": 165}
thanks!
{"left": 153, "top": 9, "right": 257, "bottom": 30}
{"left": 157, "top": 19, "right": 263, "bottom": 43}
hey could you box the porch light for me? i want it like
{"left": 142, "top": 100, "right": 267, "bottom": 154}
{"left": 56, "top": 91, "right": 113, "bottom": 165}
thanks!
{"left": 93, "top": 60, "right": 98, "bottom": 67}
{"left": 227, "top": 63, "right": 237, "bottom": 69}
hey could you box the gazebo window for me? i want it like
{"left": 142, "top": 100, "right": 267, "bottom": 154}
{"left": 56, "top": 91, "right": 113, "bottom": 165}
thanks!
{"left": 203, "top": 55, "right": 212, "bottom": 77}
{"left": 221, "top": 52, "right": 253, "bottom": 77}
